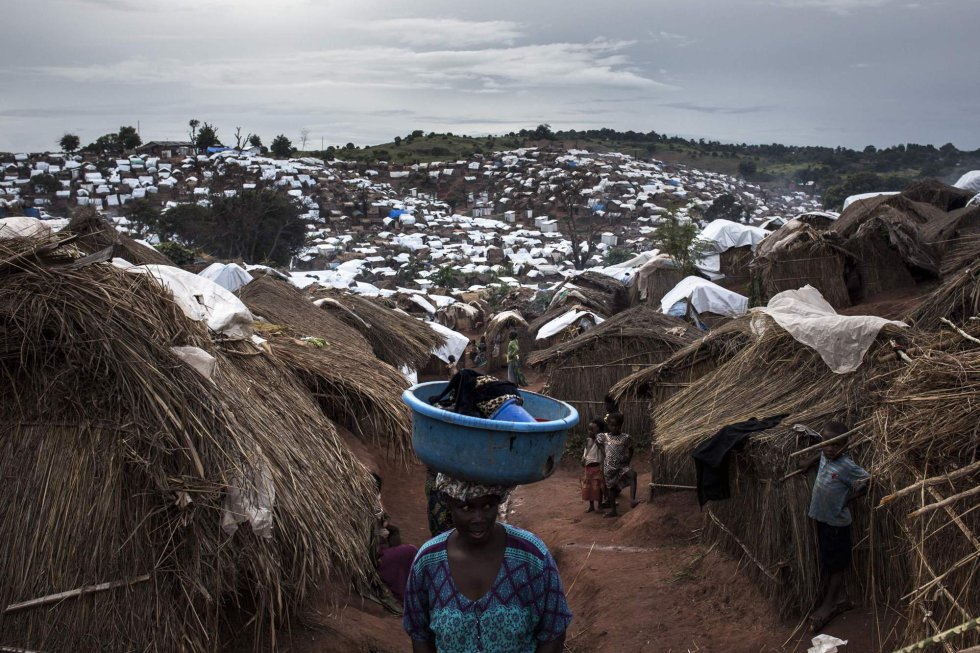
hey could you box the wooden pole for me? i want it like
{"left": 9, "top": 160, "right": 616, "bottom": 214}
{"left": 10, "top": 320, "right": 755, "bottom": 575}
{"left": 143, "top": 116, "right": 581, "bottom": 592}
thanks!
{"left": 3, "top": 575, "right": 151, "bottom": 615}
{"left": 788, "top": 426, "right": 862, "bottom": 459}
{"left": 891, "top": 616, "right": 980, "bottom": 653}
{"left": 879, "top": 460, "right": 980, "bottom": 507}
{"left": 908, "top": 486, "right": 980, "bottom": 520}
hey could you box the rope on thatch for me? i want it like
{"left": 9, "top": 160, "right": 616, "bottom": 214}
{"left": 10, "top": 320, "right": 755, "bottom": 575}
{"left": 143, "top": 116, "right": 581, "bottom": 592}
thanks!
{"left": 0, "top": 240, "right": 381, "bottom": 651}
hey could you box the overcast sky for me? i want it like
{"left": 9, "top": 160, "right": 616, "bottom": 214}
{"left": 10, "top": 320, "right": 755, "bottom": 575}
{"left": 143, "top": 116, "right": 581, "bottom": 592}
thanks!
{"left": 2, "top": 0, "right": 978, "bottom": 153}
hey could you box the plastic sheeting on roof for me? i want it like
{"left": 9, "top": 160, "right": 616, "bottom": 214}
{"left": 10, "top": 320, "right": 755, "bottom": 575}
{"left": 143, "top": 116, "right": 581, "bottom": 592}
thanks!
{"left": 408, "top": 293, "right": 437, "bottom": 314}
{"left": 117, "top": 262, "right": 254, "bottom": 337}
{"left": 661, "top": 276, "right": 748, "bottom": 318}
{"left": 199, "top": 262, "right": 254, "bottom": 293}
{"left": 536, "top": 309, "right": 604, "bottom": 340}
{"left": 842, "top": 191, "right": 900, "bottom": 210}
{"left": 954, "top": 170, "right": 980, "bottom": 193}
{"left": 427, "top": 321, "right": 467, "bottom": 363}
{"left": 752, "top": 285, "right": 905, "bottom": 374}
{"left": 0, "top": 216, "right": 52, "bottom": 240}
{"left": 697, "top": 219, "right": 769, "bottom": 253}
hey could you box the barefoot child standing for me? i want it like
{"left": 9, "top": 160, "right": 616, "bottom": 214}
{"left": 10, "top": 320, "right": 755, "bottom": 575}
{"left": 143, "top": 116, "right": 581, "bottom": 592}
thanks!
{"left": 596, "top": 412, "right": 639, "bottom": 518}
{"left": 581, "top": 418, "right": 607, "bottom": 513}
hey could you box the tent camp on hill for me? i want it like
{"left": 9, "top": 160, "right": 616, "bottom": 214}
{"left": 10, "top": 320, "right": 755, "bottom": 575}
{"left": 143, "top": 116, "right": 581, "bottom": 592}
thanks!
{"left": 527, "top": 304, "right": 700, "bottom": 443}
{"left": 0, "top": 233, "right": 383, "bottom": 652}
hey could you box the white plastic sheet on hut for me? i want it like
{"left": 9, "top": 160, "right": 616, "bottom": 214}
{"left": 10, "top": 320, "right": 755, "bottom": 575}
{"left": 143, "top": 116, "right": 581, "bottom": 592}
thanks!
{"left": 661, "top": 276, "right": 748, "bottom": 318}
{"left": 199, "top": 262, "right": 254, "bottom": 293}
{"left": 536, "top": 309, "right": 604, "bottom": 341}
{"left": 427, "top": 321, "right": 467, "bottom": 363}
{"left": 953, "top": 170, "right": 980, "bottom": 193}
{"left": 115, "top": 261, "right": 254, "bottom": 337}
{"left": 752, "top": 285, "right": 906, "bottom": 374}
{"left": 0, "top": 216, "right": 53, "bottom": 240}
{"left": 841, "top": 191, "right": 900, "bottom": 210}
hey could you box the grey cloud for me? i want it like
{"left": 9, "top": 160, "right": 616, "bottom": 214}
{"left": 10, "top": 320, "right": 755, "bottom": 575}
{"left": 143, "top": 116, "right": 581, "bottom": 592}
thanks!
{"left": 661, "top": 102, "right": 778, "bottom": 115}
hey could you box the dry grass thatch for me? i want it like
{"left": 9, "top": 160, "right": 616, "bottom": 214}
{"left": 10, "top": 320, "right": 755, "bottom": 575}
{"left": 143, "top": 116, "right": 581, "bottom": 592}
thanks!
{"left": 751, "top": 222, "right": 855, "bottom": 309}
{"left": 0, "top": 237, "right": 379, "bottom": 651}
{"left": 526, "top": 304, "right": 700, "bottom": 443}
{"left": 640, "top": 314, "right": 980, "bottom": 648}
{"left": 67, "top": 205, "right": 175, "bottom": 266}
{"left": 533, "top": 270, "right": 629, "bottom": 332}
{"left": 630, "top": 255, "right": 684, "bottom": 307}
{"left": 719, "top": 245, "right": 753, "bottom": 285}
{"left": 311, "top": 288, "right": 444, "bottom": 371}
{"left": 907, "top": 261, "right": 980, "bottom": 330}
{"left": 237, "top": 276, "right": 412, "bottom": 454}
{"left": 650, "top": 320, "right": 910, "bottom": 618}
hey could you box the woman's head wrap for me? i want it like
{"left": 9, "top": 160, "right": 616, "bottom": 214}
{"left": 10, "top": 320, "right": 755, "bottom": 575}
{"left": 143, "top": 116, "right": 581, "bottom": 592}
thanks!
{"left": 436, "top": 473, "right": 513, "bottom": 504}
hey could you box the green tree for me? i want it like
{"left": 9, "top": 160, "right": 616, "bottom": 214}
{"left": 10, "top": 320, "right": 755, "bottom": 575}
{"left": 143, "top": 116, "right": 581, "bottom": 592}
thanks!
{"left": 602, "top": 248, "right": 633, "bottom": 266}
{"left": 31, "top": 172, "right": 61, "bottom": 194}
{"left": 171, "top": 190, "right": 305, "bottom": 265}
{"left": 651, "top": 210, "right": 712, "bottom": 276}
{"left": 188, "top": 119, "right": 200, "bottom": 143}
{"left": 155, "top": 241, "right": 196, "bottom": 265}
{"left": 737, "top": 159, "right": 757, "bottom": 178}
{"left": 248, "top": 134, "right": 263, "bottom": 148}
{"left": 83, "top": 132, "right": 121, "bottom": 155}
{"left": 158, "top": 203, "right": 210, "bottom": 241}
{"left": 117, "top": 125, "right": 142, "bottom": 151}
{"left": 270, "top": 134, "right": 293, "bottom": 158}
{"left": 703, "top": 193, "right": 745, "bottom": 222}
{"left": 433, "top": 265, "right": 458, "bottom": 289}
{"left": 125, "top": 199, "right": 161, "bottom": 238}
{"left": 59, "top": 133, "right": 80, "bottom": 154}
{"left": 194, "top": 123, "right": 221, "bottom": 149}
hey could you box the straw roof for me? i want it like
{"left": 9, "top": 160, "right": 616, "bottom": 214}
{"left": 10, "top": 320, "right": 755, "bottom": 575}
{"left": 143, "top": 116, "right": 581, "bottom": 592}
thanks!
{"left": 311, "top": 288, "right": 444, "bottom": 371}
{"left": 630, "top": 255, "right": 684, "bottom": 306}
{"left": 527, "top": 305, "right": 701, "bottom": 444}
{"left": 0, "top": 237, "right": 379, "bottom": 651}
{"left": 237, "top": 276, "right": 412, "bottom": 454}
{"left": 610, "top": 318, "right": 756, "bottom": 403}
{"left": 907, "top": 260, "right": 980, "bottom": 330}
{"left": 750, "top": 221, "right": 855, "bottom": 308}
{"left": 67, "top": 205, "right": 174, "bottom": 266}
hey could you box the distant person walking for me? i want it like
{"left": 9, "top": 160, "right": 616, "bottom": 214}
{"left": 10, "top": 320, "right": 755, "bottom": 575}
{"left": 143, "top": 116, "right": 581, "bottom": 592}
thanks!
{"left": 506, "top": 330, "right": 527, "bottom": 387}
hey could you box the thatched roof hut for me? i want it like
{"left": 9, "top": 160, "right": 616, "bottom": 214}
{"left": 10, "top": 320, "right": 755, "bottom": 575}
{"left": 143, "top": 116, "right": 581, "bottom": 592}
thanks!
{"left": 907, "top": 259, "right": 980, "bottom": 330}
{"left": 629, "top": 255, "right": 684, "bottom": 307}
{"left": 751, "top": 221, "right": 855, "bottom": 308}
{"left": 650, "top": 318, "right": 910, "bottom": 618}
{"left": 311, "top": 288, "right": 444, "bottom": 371}
{"left": 527, "top": 304, "right": 700, "bottom": 443}
{"left": 237, "top": 276, "right": 412, "bottom": 452}
{"left": 483, "top": 310, "right": 530, "bottom": 372}
{"left": 640, "top": 311, "right": 980, "bottom": 648}
{"left": 0, "top": 236, "right": 380, "bottom": 651}
{"left": 67, "top": 206, "right": 174, "bottom": 266}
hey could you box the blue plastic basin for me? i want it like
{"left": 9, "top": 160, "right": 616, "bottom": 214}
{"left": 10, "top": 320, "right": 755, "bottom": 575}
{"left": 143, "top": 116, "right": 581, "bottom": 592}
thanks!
{"left": 402, "top": 381, "right": 579, "bottom": 485}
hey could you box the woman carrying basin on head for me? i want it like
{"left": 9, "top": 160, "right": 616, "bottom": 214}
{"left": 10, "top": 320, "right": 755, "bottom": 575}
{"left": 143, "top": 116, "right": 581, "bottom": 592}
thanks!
{"left": 402, "top": 474, "right": 572, "bottom": 653}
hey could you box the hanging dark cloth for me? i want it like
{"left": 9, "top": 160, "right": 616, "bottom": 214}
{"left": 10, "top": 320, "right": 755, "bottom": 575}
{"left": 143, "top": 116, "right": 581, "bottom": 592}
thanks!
{"left": 427, "top": 369, "right": 521, "bottom": 418}
{"left": 692, "top": 414, "right": 788, "bottom": 507}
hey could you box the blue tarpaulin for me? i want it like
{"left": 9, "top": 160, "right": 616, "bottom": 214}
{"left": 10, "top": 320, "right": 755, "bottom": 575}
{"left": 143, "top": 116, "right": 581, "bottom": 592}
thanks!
{"left": 389, "top": 209, "right": 406, "bottom": 218}
{"left": 23, "top": 207, "right": 41, "bottom": 218}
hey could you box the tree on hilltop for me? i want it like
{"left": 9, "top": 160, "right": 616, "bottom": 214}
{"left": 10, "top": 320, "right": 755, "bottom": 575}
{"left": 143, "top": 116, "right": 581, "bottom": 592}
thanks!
{"left": 194, "top": 123, "right": 221, "bottom": 149}
{"left": 118, "top": 125, "right": 142, "bottom": 151}
{"left": 188, "top": 119, "right": 200, "bottom": 143}
{"left": 271, "top": 135, "right": 293, "bottom": 158}
{"left": 59, "top": 133, "right": 80, "bottom": 154}
{"left": 704, "top": 193, "right": 745, "bottom": 223}
{"left": 248, "top": 134, "right": 263, "bottom": 148}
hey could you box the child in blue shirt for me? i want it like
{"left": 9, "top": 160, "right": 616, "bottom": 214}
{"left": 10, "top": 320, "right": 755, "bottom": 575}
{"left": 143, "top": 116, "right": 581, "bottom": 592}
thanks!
{"left": 802, "top": 420, "right": 871, "bottom": 632}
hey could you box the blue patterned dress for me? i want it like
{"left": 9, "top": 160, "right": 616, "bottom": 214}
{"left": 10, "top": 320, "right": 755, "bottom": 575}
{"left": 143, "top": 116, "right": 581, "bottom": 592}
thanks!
{"left": 403, "top": 524, "right": 573, "bottom": 653}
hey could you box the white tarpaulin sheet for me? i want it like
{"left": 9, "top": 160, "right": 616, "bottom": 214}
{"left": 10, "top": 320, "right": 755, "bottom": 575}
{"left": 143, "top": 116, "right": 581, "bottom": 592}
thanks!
{"left": 661, "top": 276, "right": 748, "bottom": 317}
{"left": 536, "top": 309, "right": 604, "bottom": 340}
{"left": 0, "top": 216, "right": 52, "bottom": 240}
{"left": 808, "top": 634, "right": 847, "bottom": 653}
{"left": 842, "top": 191, "right": 899, "bottom": 210}
{"left": 427, "top": 321, "right": 466, "bottom": 363}
{"left": 199, "top": 262, "right": 254, "bottom": 293}
{"left": 954, "top": 170, "right": 980, "bottom": 192}
{"left": 120, "top": 263, "right": 254, "bottom": 337}
{"left": 752, "top": 285, "right": 906, "bottom": 374}
{"left": 697, "top": 219, "right": 769, "bottom": 253}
